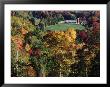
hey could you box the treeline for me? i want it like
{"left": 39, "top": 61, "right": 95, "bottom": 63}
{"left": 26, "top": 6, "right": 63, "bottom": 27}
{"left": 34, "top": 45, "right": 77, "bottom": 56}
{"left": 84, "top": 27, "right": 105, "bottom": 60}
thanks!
{"left": 11, "top": 11, "right": 99, "bottom": 29}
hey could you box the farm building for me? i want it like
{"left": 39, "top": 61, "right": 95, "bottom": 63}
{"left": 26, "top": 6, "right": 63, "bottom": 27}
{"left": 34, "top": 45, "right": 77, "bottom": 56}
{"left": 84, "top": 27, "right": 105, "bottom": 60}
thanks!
{"left": 58, "top": 18, "right": 81, "bottom": 24}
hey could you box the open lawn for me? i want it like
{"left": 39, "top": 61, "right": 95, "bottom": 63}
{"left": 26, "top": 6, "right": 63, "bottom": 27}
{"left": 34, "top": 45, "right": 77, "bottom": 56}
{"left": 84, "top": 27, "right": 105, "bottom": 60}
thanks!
{"left": 46, "top": 23, "right": 85, "bottom": 31}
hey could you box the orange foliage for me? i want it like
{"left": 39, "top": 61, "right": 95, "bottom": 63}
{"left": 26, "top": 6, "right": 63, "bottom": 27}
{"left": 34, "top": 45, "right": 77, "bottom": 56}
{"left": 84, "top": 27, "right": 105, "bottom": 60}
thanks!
{"left": 11, "top": 35, "right": 23, "bottom": 50}
{"left": 21, "top": 27, "right": 28, "bottom": 35}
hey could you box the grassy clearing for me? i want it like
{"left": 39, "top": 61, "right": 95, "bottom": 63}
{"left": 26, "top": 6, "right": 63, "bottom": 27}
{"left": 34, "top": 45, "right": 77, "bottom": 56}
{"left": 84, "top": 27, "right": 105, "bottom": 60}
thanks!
{"left": 46, "top": 23, "right": 85, "bottom": 31}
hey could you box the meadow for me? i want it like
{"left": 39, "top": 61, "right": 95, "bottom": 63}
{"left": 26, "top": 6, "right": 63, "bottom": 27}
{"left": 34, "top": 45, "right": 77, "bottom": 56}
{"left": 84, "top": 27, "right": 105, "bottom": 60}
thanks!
{"left": 46, "top": 23, "right": 85, "bottom": 31}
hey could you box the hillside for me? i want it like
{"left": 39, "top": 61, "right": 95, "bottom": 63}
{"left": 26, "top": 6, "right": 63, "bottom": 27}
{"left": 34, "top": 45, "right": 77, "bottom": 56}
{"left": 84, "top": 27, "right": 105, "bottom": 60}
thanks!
{"left": 11, "top": 11, "right": 100, "bottom": 77}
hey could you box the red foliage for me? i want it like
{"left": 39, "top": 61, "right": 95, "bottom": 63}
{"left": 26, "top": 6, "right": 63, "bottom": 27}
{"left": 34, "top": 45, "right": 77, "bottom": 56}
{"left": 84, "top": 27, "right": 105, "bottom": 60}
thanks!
{"left": 79, "top": 30, "right": 90, "bottom": 44}
{"left": 79, "top": 31, "right": 88, "bottom": 40}
{"left": 29, "top": 49, "right": 33, "bottom": 54}
{"left": 29, "top": 48, "right": 41, "bottom": 57}
{"left": 92, "top": 22, "right": 100, "bottom": 33}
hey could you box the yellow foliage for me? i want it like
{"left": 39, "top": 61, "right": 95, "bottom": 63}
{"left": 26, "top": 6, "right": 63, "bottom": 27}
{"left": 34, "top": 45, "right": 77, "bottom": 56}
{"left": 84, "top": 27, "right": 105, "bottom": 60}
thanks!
{"left": 76, "top": 43, "right": 85, "bottom": 50}
{"left": 16, "top": 50, "right": 30, "bottom": 64}
{"left": 11, "top": 16, "right": 35, "bottom": 32}
{"left": 66, "top": 28, "right": 76, "bottom": 40}
{"left": 63, "top": 59, "right": 74, "bottom": 65}
{"left": 25, "top": 44, "right": 31, "bottom": 52}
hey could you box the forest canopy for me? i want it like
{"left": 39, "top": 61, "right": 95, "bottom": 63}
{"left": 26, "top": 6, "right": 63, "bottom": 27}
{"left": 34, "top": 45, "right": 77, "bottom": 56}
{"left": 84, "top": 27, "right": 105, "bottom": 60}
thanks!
{"left": 11, "top": 11, "right": 100, "bottom": 77}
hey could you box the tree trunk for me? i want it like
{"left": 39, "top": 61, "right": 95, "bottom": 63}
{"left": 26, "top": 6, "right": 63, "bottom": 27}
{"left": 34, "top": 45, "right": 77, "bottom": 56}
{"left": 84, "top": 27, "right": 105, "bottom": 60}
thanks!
{"left": 16, "top": 51, "right": 19, "bottom": 76}
{"left": 59, "top": 64, "right": 63, "bottom": 77}
{"left": 39, "top": 65, "right": 46, "bottom": 77}
{"left": 85, "top": 67, "right": 88, "bottom": 77}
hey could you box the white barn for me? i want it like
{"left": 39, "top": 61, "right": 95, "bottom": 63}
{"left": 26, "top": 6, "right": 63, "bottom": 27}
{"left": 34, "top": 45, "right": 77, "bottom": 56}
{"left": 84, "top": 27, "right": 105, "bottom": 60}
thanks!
{"left": 58, "top": 18, "right": 80, "bottom": 24}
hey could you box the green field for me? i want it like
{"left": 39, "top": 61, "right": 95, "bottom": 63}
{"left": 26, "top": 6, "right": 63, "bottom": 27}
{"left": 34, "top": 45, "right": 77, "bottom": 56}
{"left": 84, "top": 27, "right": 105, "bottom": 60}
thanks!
{"left": 46, "top": 23, "right": 85, "bottom": 31}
